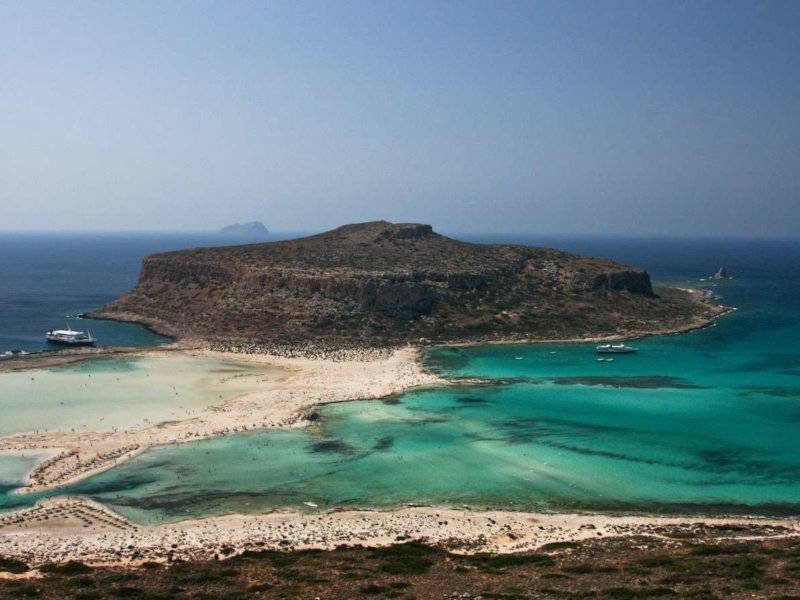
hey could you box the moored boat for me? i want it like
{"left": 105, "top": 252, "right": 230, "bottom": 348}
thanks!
{"left": 596, "top": 343, "right": 637, "bottom": 354}
{"left": 46, "top": 326, "right": 97, "bottom": 346}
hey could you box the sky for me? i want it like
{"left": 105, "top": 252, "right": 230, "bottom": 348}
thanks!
{"left": 1, "top": 1, "right": 798, "bottom": 237}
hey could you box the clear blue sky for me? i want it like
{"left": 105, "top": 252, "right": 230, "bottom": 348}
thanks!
{"left": 1, "top": 1, "right": 798, "bottom": 236}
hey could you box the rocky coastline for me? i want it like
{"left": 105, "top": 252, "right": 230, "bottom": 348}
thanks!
{"left": 96, "top": 221, "right": 721, "bottom": 348}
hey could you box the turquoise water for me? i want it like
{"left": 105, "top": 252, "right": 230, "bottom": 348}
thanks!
{"left": 61, "top": 374, "right": 800, "bottom": 524}
{"left": 0, "top": 354, "right": 284, "bottom": 512}
{"left": 0, "top": 452, "right": 56, "bottom": 487}
{"left": 0, "top": 355, "right": 282, "bottom": 439}
{"left": 1, "top": 238, "right": 799, "bottom": 523}
{"left": 0, "top": 232, "right": 299, "bottom": 354}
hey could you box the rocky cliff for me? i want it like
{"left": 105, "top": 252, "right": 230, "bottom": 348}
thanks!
{"left": 97, "top": 221, "right": 718, "bottom": 346}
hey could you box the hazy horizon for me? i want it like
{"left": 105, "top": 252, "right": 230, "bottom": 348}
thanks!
{"left": 2, "top": 1, "right": 798, "bottom": 238}
{"left": 2, "top": 225, "right": 799, "bottom": 243}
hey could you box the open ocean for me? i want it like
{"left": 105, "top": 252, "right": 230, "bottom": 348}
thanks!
{"left": 1, "top": 232, "right": 800, "bottom": 522}
{"left": 2, "top": 231, "right": 796, "bottom": 354}
{"left": 0, "top": 232, "right": 298, "bottom": 354}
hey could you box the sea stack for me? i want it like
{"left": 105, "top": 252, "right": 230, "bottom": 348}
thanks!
{"left": 713, "top": 266, "right": 730, "bottom": 279}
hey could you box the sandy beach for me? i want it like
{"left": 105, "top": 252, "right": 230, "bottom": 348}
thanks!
{"left": 0, "top": 346, "right": 445, "bottom": 495}
{"left": 0, "top": 291, "right": 751, "bottom": 568}
{"left": 0, "top": 286, "right": 729, "bottom": 497}
{"left": 2, "top": 495, "right": 798, "bottom": 567}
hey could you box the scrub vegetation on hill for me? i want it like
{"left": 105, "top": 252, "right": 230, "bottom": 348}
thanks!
{"left": 3, "top": 534, "right": 800, "bottom": 599}
{"left": 96, "top": 221, "right": 721, "bottom": 346}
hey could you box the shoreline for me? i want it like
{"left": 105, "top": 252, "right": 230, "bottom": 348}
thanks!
{"left": 83, "top": 309, "right": 180, "bottom": 343}
{"left": 0, "top": 286, "right": 732, "bottom": 495}
{"left": 0, "top": 346, "right": 446, "bottom": 495}
{"left": 437, "top": 288, "right": 733, "bottom": 348}
{"left": 0, "top": 286, "right": 744, "bottom": 566}
{"left": 1, "top": 496, "right": 798, "bottom": 567}
{"left": 1, "top": 286, "right": 731, "bottom": 372}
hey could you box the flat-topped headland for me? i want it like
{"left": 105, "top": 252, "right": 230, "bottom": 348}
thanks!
{"left": 90, "top": 220, "right": 725, "bottom": 348}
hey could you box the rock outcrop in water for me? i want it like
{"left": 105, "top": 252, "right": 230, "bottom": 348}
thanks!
{"left": 96, "top": 221, "right": 719, "bottom": 346}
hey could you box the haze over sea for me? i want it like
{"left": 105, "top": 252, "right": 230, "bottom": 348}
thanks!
{"left": 2, "top": 232, "right": 800, "bottom": 522}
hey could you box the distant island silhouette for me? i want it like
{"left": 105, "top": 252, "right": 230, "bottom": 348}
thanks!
{"left": 217, "top": 221, "right": 269, "bottom": 238}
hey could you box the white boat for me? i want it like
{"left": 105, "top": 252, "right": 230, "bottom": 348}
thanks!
{"left": 596, "top": 343, "right": 636, "bottom": 354}
{"left": 46, "top": 326, "right": 97, "bottom": 346}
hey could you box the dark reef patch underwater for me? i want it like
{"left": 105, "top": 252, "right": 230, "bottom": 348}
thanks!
{"left": 2, "top": 236, "right": 800, "bottom": 524}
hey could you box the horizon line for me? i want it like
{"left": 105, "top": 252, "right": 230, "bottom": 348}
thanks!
{"left": 0, "top": 227, "right": 798, "bottom": 243}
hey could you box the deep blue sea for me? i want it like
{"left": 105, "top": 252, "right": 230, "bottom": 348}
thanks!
{"left": 0, "top": 232, "right": 297, "bottom": 354}
{"left": 1, "top": 233, "right": 799, "bottom": 522}
{"left": 3, "top": 232, "right": 796, "bottom": 354}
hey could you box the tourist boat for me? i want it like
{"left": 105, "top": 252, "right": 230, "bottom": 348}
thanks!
{"left": 46, "top": 326, "right": 97, "bottom": 346}
{"left": 596, "top": 343, "right": 637, "bottom": 354}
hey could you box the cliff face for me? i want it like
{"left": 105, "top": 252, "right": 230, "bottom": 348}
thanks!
{"left": 99, "top": 221, "right": 710, "bottom": 345}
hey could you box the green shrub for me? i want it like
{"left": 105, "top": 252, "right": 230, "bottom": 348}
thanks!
{"left": 0, "top": 557, "right": 29, "bottom": 574}
{"left": 39, "top": 561, "right": 92, "bottom": 576}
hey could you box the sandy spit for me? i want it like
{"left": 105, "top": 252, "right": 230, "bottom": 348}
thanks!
{"left": 0, "top": 346, "right": 445, "bottom": 494}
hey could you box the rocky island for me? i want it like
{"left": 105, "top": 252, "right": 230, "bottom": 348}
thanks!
{"left": 217, "top": 221, "right": 270, "bottom": 239}
{"left": 94, "top": 220, "right": 723, "bottom": 347}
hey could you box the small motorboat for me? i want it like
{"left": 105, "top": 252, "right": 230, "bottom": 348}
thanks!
{"left": 46, "top": 326, "right": 97, "bottom": 346}
{"left": 596, "top": 343, "right": 637, "bottom": 354}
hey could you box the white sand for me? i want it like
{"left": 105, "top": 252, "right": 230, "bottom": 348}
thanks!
{"left": 2, "top": 496, "right": 798, "bottom": 566}
{"left": 0, "top": 347, "right": 445, "bottom": 493}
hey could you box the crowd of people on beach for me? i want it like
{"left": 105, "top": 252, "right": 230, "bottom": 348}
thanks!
{"left": 208, "top": 340, "right": 395, "bottom": 362}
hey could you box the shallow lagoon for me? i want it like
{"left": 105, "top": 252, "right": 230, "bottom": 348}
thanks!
{"left": 0, "top": 355, "right": 279, "bottom": 438}
{"left": 66, "top": 373, "right": 800, "bottom": 524}
{"left": 3, "top": 238, "right": 800, "bottom": 524}
{"left": 58, "top": 267, "right": 800, "bottom": 524}
{"left": 0, "top": 452, "right": 56, "bottom": 486}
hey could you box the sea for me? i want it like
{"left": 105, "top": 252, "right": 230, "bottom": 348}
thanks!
{"left": 1, "top": 232, "right": 799, "bottom": 523}
{"left": 0, "top": 232, "right": 298, "bottom": 354}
